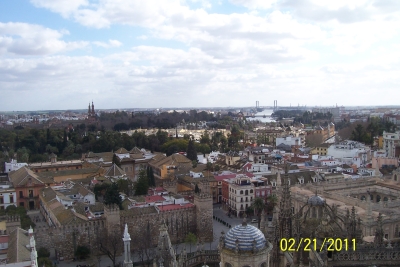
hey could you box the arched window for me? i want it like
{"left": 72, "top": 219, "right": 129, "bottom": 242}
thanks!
{"left": 245, "top": 190, "right": 248, "bottom": 195}
{"left": 250, "top": 189, "right": 253, "bottom": 193}
{"left": 370, "top": 195, "right": 374, "bottom": 201}
{"left": 260, "top": 263, "right": 267, "bottom": 267}
{"left": 361, "top": 195, "right": 366, "bottom": 200}
{"left": 383, "top": 197, "right": 388, "bottom": 201}
{"left": 240, "top": 190, "right": 243, "bottom": 195}
{"left": 376, "top": 195, "right": 381, "bottom": 202}
{"left": 225, "top": 263, "right": 232, "bottom": 267}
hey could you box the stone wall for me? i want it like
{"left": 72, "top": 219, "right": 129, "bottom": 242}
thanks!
{"left": 34, "top": 205, "right": 199, "bottom": 260}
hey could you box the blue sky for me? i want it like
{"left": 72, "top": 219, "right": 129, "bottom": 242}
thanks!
{"left": 1, "top": 0, "right": 400, "bottom": 111}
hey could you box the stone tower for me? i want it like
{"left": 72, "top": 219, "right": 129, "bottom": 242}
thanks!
{"left": 194, "top": 180, "right": 213, "bottom": 242}
{"left": 104, "top": 204, "right": 121, "bottom": 233}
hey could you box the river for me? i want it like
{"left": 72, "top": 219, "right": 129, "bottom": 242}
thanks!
{"left": 246, "top": 109, "right": 276, "bottom": 123}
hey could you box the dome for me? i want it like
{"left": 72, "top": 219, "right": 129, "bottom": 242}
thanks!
{"left": 308, "top": 195, "right": 325, "bottom": 206}
{"left": 224, "top": 221, "right": 266, "bottom": 251}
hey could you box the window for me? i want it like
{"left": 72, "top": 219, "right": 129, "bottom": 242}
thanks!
{"left": 0, "top": 198, "right": 3, "bottom": 204}
{"left": 19, "top": 191, "right": 23, "bottom": 198}
{"left": 10, "top": 196, "right": 14, "bottom": 203}
{"left": 19, "top": 202, "right": 24, "bottom": 207}
{"left": 29, "top": 190, "right": 34, "bottom": 198}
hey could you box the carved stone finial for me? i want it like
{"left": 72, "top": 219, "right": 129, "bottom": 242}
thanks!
{"left": 242, "top": 214, "right": 248, "bottom": 226}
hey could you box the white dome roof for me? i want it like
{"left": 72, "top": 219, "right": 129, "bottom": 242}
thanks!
{"left": 224, "top": 222, "right": 266, "bottom": 251}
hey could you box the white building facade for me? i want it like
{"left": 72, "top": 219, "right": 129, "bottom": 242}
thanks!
{"left": 383, "top": 131, "right": 400, "bottom": 157}
{"left": 4, "top": 160, "right": 28, "bottom": 173}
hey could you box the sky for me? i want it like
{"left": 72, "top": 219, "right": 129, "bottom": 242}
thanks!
{"left": 1, "top": 0, "right": 400, "bottom": 111}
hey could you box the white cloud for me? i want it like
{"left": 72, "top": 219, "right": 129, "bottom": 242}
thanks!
{"left": 229, "top": 0, "right": 277, "bottom": 9}
{"left": 93, "top": 39, "right": 122, "bottom": 48}
{"left": 30, "top": 0, "right": 89, "bottom": 18}
{"left": 0, "top": 22, "right": 88, "bottom": 55}
{"left": 2, "top": 0, "right": 400, "bottom": 110}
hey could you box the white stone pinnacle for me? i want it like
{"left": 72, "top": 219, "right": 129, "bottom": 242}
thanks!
{"left": 123, "top": 223, "right": 131, "bottom": 241}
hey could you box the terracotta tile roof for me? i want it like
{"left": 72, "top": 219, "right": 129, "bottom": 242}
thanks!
{"left": 9, "top": 167, "right": 44, "bottom": 186}
{"left": 157, "top": 203, "right": 194, "bottom": 211}
{"left": 115, "top": 147, "right": 129, "bottom": 154}
{"left": 90, "top": 202, "right": 104, "bottom": 212}
{"left": 145, "top": 195, "right": 165, "bottom": 203}
{"left": 53, "top": 206, "right": 84, "bottom": 225}
{"left": 130, "top": 153, "right": 145, "bottom": 160}
{"left": 7, "top": 228, "right": 30, "bottom": 263}
{"left": 150, "top": 154, "right": 192, "bottom": 169}
{"left": 104, "top": 164, "right": 126, "bottom": 177}
{"left": 41, "top": 187, "right": 57, "bottom": 203}
{"left": 37, "top": 167, "right": 104, "bottom": 178}
{"left": 86, "top": 152, "right": 114, "bottom": 162}
{"left": 74, "top": 183, "right": 93, "bottom": 197}
{"left": 129, "top": 147, "right": 143, "bottom": 154}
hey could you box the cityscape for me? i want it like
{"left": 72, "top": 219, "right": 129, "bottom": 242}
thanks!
{"left": 2, "top": 1, "right": 400, "bottom": 267}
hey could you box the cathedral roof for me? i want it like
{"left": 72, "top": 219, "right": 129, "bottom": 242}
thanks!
{"left": 224, "top": 220, "right": 266, "bottom": 251}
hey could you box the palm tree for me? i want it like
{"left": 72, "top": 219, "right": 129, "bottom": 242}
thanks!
{"left": 266, "top": 194, "right": 278, "bottom": 216}
{"left": 252, "top": 197, "right": 265, "bottom": 228}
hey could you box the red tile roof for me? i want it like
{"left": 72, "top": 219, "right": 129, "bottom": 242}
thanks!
{"left": 157, "top": 203, "right": 194, "bottom": 211}
{"left": 0, "top": 236, "right": 9, "bottom": 243}
{"left": 145, "top": 195, "right": 165, "bottom": 203}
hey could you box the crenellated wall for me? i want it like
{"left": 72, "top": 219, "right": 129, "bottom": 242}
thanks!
{"left": 33, "top": 204, "right": 201, "bottom": 259}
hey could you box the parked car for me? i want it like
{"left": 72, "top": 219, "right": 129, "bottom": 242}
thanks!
{"left": 251, "top": 219, "right": 258, "bottom": 223}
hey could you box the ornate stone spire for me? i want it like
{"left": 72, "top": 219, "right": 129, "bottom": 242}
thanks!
{"left": 374, "top": 213, "right": 384, "bottom": 245}
{"left": 155, "top": 220, "right": 177, "bottom": 267}
{"left": 29, "top": 226, "right": 38, "bottom": 267}
{"left": 279, "top": 163, "right": 293, "bottom": 240}
{"left": 122, "top": 224, "right": 132, "bottom": 267}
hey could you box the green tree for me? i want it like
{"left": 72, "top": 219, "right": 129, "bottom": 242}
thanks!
{"left": 117, "top": 179, "right": 131, "bottom": 196}
{"left": 192, "top": 160, "right": 198, "bottom": 168}
{"left": 206, "top": 161, "right": 213, "bottom": 171}
{"left": 16, "top": 147, "right": 29, "bottom": 162}
{"left": 351, "top": 124, "right": 367, "bottom": 143}
{"left": 184, "top": 232, "right": 197, "bottom": 253}
{"left": 147, "top": 166, "right": 156, "bottom": 187}
{"left": 112, "top": 154, "right": 121, "bottom": 167}
{"left": 75, "top": 245, "right": 90, "bottom": 260}
{"left": 104, "top": 183, "right": 122, "bottom": 209}
{"left": 252, "top": 197, "right": 265, "bottom": 228}
{"left": 5, "top": 206, "right": 35, "bottom": 230}
{"left": 266, "top": 194, "right": 278, "bottom": 215}
{"left": 135, "top": 169, "right": 149, "bottom": 195}
{"left": 38, "top": 247, "right": 50, "bottom": 258}
{"left": 94, "top": 183, "right": 110, "bottom": 201}
{"left": 38, "top": 257, "right": 53, "bottom": 267}
{"left": 186, "top": 139, "right": 197, "bottom": 161}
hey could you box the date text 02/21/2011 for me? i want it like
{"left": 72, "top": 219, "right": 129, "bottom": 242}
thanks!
{"left": 279, "top": 238, "right": 356, "bottom": 252}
